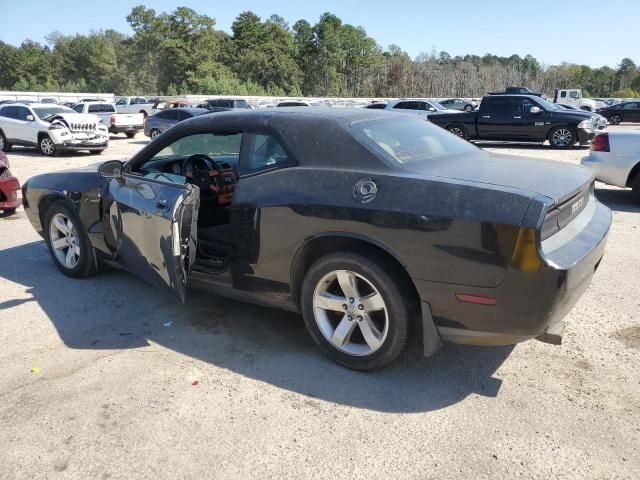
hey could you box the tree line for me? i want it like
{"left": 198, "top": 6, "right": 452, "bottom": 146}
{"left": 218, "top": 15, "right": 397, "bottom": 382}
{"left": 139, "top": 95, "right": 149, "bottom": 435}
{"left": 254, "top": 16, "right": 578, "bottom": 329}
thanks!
{"left": 1, "top": 5, "right": 639, "bottom": 99}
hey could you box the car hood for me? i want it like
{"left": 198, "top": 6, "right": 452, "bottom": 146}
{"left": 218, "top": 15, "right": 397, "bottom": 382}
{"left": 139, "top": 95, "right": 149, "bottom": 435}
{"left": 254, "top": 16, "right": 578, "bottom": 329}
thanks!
{"left": 47, "top": 113, "right": 101, "bottom": 124}
{"left": 405, "top": 151, "right": 594, "bottom": 204}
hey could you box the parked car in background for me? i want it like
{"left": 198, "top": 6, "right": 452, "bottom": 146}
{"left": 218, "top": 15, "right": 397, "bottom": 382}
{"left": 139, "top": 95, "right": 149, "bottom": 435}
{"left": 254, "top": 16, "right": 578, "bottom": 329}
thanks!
{"left": 0, "top": 103, "right": 108, "bottom": 156}
{"left": 429, "top": 95, "right": 599, "bottom": 148}
{"left": 490, "top": 86, "right": 545, "bottom": 97}
{"left": 276, "top": 101, "right": 311, "bottom": 107}
{"left": 0, "top": 150, "right": 20, "bottom": 215}
{"left": 144, "top": 107, "right": 213, "bottom": 139}
{"left": 439, "top": 98, "right": 476, "bottom": 112}
{"left": 596, "top": 102, "right": 640, "bottom": 125}
{"left": 384, "top": 99, "right": 460, "bottom": 115}
{"left": 22, "top": 108, "right": 610, "bottom": 370}
{"left": 581, "top": 131, "right": 640, "bottom": 202}
{"left": 553, "top": 89, "right": 604, "bottom": 112}
{"left": 115, "top": 96, "right": 155, "bottom": 117}
{"left": 198, "top": 98, "right": 251, "bottom": 110}
{"left": 73, "top": 102, "right": 144, "bottom": 138}
{"left": 363, "top": 102, "right": 388, "bottom": 109}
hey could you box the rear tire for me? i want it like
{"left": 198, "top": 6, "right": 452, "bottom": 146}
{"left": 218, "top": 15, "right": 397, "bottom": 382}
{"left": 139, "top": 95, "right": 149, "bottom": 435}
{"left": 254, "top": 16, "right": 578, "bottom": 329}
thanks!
{"left": 300, "top": 251, "right": 413, "bottom": 370}
{"left": 631, "top": 172, "right": 640, "bottom": 204}
{"left": 43, "top": 202, "right": 96, "bottom": 278}
{"left": 447, "top": 124, "right": 468, "bottom": 140}
{"left": 3, "top": 208, "right": 16, "bottom": 215}
{"left": 464, "top": 104, "right": 473, "bottom": 112}
{"left": 0, "top": 130, "right": 11, "bottom": 152}
{"left": 39, "top": 135, "right": 57, "bottom": 156}
{"left": 609, "top": 114, "right": 622, "bottom": 125}
{"left": 548, "top": 126, "right": 576, "bottom": 149}
{"left": 150, "top": 129, "right": 161, "bottom": 140}
{"left": 125, "top": 132, "right": 136, "bottom": 139}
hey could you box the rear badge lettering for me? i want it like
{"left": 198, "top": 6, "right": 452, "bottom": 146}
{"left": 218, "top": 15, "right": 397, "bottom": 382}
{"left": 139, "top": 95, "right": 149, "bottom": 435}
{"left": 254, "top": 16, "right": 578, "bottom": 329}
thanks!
{"left": 571, "top": 197, "right": 585, "bottom": 215}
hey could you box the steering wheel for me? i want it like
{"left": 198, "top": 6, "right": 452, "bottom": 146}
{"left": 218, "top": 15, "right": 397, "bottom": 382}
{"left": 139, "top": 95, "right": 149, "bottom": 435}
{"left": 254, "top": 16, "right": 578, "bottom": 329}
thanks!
{"left": 181, "top": 154, "right": 216, "bottom": 199}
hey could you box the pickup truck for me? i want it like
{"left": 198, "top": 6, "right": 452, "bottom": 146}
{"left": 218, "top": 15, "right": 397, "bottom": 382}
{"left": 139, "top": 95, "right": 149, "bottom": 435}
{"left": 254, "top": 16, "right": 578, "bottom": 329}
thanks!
{"left": 72, "top": 102, "right": 145, "bottom": 138}
{"left": 114, "top": 96, "right": 155, "bottom": 117}
{"left": 428, "top": 94, "right": 600, "bottom": 149}
{"left": 489, "top": 86, "right": 545, "bottom": 97}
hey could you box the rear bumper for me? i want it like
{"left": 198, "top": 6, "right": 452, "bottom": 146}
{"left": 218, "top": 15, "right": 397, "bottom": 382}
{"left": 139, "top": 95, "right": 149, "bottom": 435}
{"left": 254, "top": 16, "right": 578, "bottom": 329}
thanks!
{"left": 110, "top": 125, "right": 143, "bottom": 134}
{"left": 0, "top": 176, "right": 21, "bottom": 209}
{"left": 415, "top": 199, "right": 611, "bottom": 346}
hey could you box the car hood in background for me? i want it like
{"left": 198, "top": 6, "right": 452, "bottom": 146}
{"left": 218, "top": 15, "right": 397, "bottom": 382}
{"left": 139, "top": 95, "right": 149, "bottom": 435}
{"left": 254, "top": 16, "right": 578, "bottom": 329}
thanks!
{"left": 404, "top": 152, "right": 594, "bottom": 203}
{"left": 49, "top": 113, "right": 102, "bottom": 124}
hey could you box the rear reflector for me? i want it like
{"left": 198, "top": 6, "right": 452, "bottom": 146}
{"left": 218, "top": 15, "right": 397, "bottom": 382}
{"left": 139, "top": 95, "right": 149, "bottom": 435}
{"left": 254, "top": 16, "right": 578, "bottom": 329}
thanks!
{"left": 455, "top": 294, "right": 497, "bottom": 306}
{"left": 591, "top": 133, "right": 610, "bottom": 152}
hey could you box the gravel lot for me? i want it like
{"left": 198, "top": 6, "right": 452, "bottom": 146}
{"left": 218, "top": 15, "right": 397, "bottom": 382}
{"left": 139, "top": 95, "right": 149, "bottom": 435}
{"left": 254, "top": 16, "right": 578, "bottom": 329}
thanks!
{"left": 1, "top": 127, "right": 639, "bottom": 479}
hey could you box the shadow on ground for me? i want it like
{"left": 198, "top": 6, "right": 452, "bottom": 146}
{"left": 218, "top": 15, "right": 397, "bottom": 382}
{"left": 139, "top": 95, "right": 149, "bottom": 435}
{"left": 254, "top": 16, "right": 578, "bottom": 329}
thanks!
{"left": 595, "top": 187, "right": 640, "bottom": 213}
{"left": 0, "top": 240, "right": 513, "bottom": 413}
{"left": 477, "top": 141, "right": 590, "bottom": 151}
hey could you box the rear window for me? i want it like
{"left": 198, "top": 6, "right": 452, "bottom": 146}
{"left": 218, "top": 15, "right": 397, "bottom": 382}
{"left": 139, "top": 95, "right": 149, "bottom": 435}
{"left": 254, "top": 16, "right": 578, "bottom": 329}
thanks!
{"left": 353, "top": 118, "right": 479, "bottom": 165}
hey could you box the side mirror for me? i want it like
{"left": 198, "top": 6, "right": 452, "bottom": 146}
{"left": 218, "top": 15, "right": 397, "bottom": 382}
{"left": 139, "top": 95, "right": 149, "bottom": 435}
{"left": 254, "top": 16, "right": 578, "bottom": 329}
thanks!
{"left": 98, "top": 160, "right": 123, "bottom": 180}
{"left": 530, "top": 106, "right": 542, "bottom": 114}
{"left": 25, "top": 114, "right": 35, "bottom": 121}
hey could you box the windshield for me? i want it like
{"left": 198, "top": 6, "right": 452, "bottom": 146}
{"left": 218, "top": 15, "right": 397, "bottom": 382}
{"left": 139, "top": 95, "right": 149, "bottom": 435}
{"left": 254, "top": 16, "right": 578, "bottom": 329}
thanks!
{"left": 33, "top": 106, "right": 74, "bottom": 120}
{"left": 532, "top": 96, "right": 559, "bottom": 111}
{"left": 353, "top": 117, "right": 479, "bottom": 165}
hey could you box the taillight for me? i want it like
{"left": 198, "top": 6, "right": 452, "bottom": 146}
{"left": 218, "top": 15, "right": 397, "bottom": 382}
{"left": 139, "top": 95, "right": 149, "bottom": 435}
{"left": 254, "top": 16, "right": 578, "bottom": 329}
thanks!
{"left": 110, "top": 115, "right": 116, "bottom": 125}
{"left": 591, "top": 133, "right": 610, "bottom": 152}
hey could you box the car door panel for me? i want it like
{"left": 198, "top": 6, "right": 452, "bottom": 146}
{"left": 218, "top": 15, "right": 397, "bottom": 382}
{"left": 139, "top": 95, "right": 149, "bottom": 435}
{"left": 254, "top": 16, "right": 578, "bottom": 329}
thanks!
{"left": 107, "top": 174, "right": 199, "bottom": 302}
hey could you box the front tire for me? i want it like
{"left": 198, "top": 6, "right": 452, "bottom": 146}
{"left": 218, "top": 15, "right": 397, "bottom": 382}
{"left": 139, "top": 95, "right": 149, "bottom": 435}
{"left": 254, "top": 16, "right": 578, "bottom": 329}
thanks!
{"left": 300, "top": 251, "right": 413, "bottom": 370}
{"left": 44, "top": 202, "right": 96, "bottom": 278}
{"left": 39, "top": 135, "right": 57, "bottom": 156}
{"left": 548, "top": 126, "right": 576, "bottom": 149}
{"left": 0, "top": 130, "right": 11, "bottom": 152}
{"left": 464, "top": 104, "right": 473, "bottom": 112}
{"left": 150, "top": 129, "right": 161, "bottom": 140}
{"left": 631, "top": 172, "right": 640, "bottom": 204}
{"left": 609, "top": 114, "right": 622, "bottom": 125}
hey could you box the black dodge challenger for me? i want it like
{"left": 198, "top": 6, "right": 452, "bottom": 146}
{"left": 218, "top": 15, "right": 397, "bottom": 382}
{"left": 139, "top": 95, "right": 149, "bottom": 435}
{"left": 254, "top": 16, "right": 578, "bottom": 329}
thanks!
{"left": 22, "top": 108, "right": 611, "bottom": 370}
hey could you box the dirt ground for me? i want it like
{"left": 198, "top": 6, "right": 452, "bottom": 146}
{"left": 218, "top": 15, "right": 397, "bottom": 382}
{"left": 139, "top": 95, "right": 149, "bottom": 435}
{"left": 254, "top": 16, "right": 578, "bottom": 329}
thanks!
{"left": 1, "top": 126, "right": 639, "bottom": 479}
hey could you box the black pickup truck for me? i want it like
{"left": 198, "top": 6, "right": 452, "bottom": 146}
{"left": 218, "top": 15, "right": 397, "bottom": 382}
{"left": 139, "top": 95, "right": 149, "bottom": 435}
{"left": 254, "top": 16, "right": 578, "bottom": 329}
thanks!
{"left": 428, "top": 95, "right": 598, "bottom": 148}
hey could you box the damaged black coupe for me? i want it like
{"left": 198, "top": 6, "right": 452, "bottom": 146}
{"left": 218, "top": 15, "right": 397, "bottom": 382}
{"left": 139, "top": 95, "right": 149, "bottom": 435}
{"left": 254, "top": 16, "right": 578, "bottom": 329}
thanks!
{"left": 22, "top": 108, "right": 611, "bottom": 370}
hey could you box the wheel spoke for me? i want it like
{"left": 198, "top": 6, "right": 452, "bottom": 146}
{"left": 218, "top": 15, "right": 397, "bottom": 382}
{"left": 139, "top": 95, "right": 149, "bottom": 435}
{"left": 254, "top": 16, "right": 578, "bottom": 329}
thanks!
{"left": 53, "top": 216, "right": 70, "bottom": 235}
{"left": 65, "top": 247, "right": 75, "bottom": 267}
{"left": 359, "top": 292, "right": 385, "bottom": 313}
{"left": 315, "top": 292, "right": 347, "bottom": 312}
{"left": 336, "top": 270, "right": 359, "bottom": 300}
{"left": 52, "top": 237, "right": 67, "bottom": 250}
{"left": 330, "top": 315, "right": 357, "bottom": 347}
{"left": 359, "top": 314, "right": 383, "bottom": 350}
{"left": 74, "top": 245, "right": 80, "bottom": 256}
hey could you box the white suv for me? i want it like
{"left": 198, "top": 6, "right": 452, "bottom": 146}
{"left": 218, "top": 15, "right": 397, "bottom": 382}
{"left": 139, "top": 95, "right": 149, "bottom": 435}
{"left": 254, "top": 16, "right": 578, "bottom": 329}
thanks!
{"left": 0, "top": 103, "right": 109, "bottom": 156}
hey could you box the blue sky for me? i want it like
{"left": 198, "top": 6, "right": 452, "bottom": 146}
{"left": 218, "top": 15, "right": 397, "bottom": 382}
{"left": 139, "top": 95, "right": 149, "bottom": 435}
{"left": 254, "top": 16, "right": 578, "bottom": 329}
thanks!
{"left": 2, "top": 0, "right": 637, "bottom": 68}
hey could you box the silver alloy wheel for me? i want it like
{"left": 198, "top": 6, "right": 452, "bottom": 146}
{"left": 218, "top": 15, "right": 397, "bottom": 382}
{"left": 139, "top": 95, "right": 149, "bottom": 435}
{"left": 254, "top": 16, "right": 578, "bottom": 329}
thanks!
{"left": 552, "top": 128, "right": 572, "bottom": 147}
{"left": 449, "top": 127, "right": 465, "bottom": 137}
{"left": 151, "top": 129, "right": 160, "bottom": 139}
{"left": 49, "top": 213, "right": 80, "bottom": 269}
{"left": 611, "top": 115, "right": 621, "bottom": 125}
{"left": 312, "top": 269, "right": 389, "bottom": 356}
{"left": 40, "top": 137, "right": 55, "bottom": 155}
{"left": 0, "top": 135, "right": 5, "bottom": 150}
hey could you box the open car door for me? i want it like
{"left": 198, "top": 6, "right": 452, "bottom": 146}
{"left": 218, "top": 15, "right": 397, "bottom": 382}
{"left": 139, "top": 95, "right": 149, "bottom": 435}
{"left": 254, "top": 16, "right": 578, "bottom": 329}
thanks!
{"left": 107, "top": 173, "right": 199, "bottom": 303}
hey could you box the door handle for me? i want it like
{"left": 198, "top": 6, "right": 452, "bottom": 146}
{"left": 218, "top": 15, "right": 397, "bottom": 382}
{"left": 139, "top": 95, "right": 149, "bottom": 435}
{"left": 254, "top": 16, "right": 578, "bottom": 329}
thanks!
{"left": 481, "top": 115, "right": 491, "bottom": 118}
{"left": 513, "top": 116, "right": 522, "bottom": 119}
{"left": 156, "top": 199, "right": 169, "bottom": 210}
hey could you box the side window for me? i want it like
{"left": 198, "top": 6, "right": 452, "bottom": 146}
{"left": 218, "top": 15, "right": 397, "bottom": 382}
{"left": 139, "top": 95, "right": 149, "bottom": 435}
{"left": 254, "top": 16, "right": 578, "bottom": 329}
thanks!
{"left": 163, "top": 110, "right": 179, "bottom": 121}
{"left": 242, "top": 133, "right": 293, "bottom": 176}
{"left": 103, "top": 104, "right": 116, "bottom": 113}
{"left": 0, "top": 106, "right": 17, "bottom": 118}
{"left": 16, "top": 107, "right": 31, "bottom": 120}
{"left": 560, "top": 91, "right": 567, "bottom": 98}
{"left": 156, "top": 133, "right": 242, "bottom": 161}
{"left": 116, "top": 98, "right": 127, "bottom": 106}
{"left": 72, "top": 104, "right": 84, "bottom": 113}
{"left": 393, "top": 102, "right": 410, "bottom": 110}
{"left": 88, "top": 104, "right": 102, "bottom": 113}
{"left": 177, "top": 110, "right": 192, "bottom": 121}
{"left": 623, "top": 103, "right": 637, "bottom": 109}
{"left": 569, "top": 91, "right": 579, "bottom": 99}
